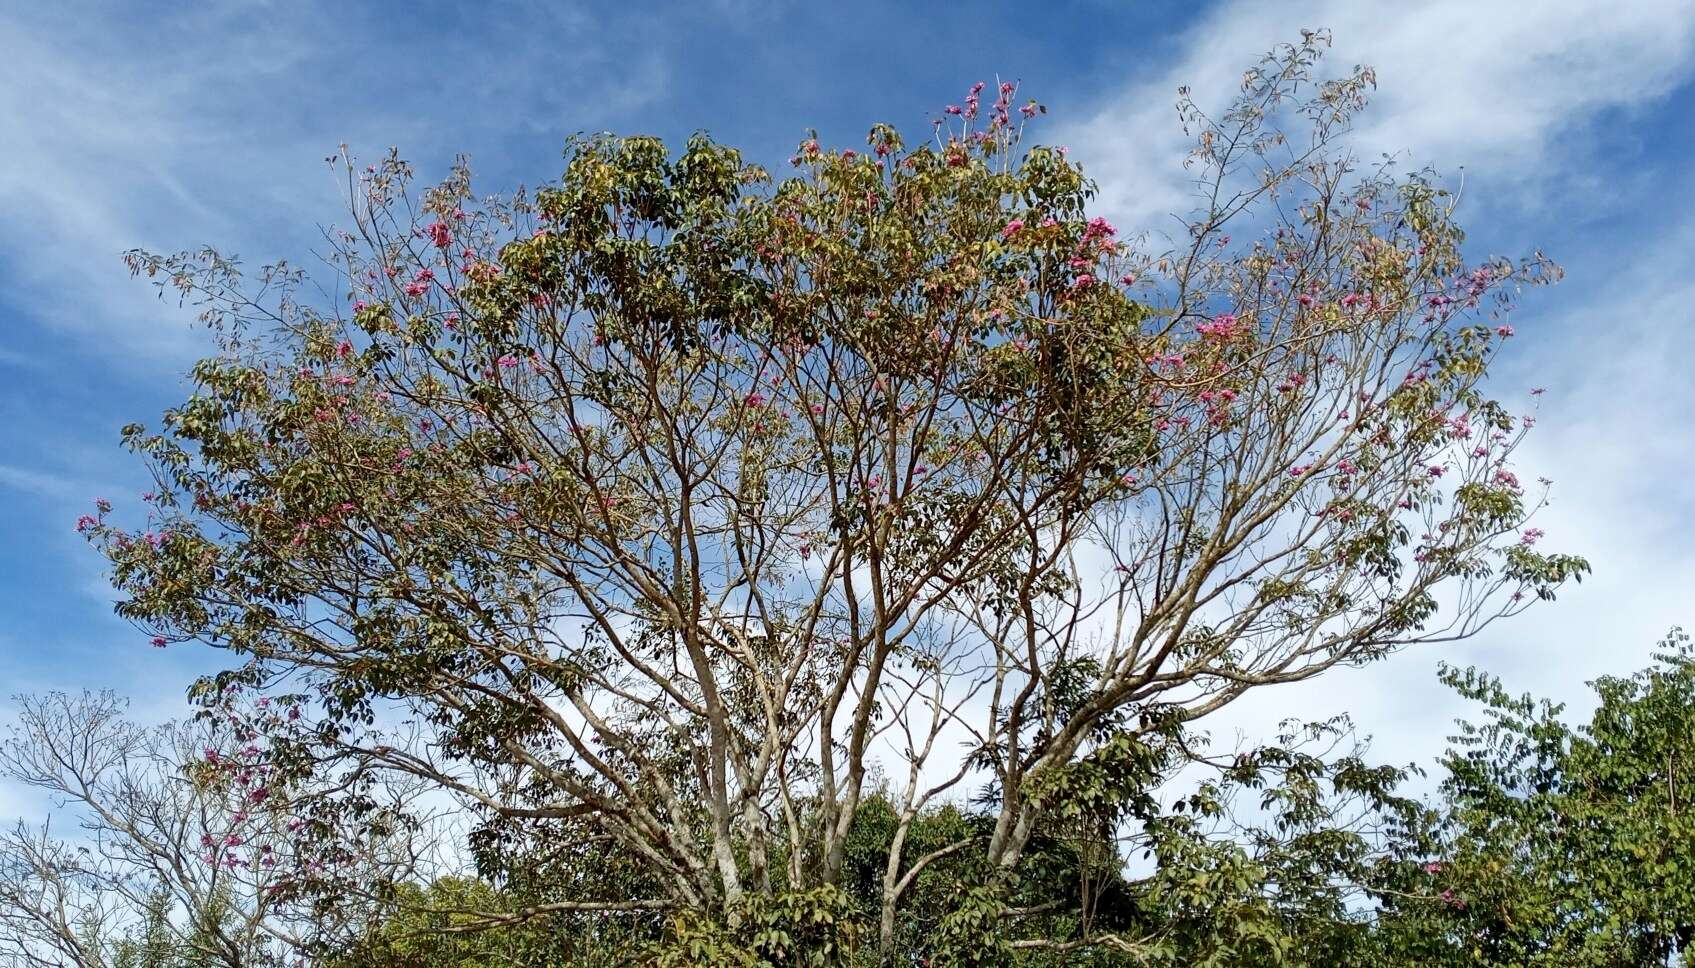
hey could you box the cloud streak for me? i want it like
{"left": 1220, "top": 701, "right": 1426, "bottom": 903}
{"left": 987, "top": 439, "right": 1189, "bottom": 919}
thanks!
{"left": 0, "top": 1, "right": 671, "bottom": 364}
{"left": 1061, "top": 0, "right": 1695, "bottom": 239}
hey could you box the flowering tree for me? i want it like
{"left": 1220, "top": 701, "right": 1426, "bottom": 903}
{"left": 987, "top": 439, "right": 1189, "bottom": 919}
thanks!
{"left": 0, "top": 691, "right": 428, "bottom": 968}
{"left": 90, "top": 33, "right": 1584, "bottom": 962}
{"left": 0, "top": 693, "right": 301, "bottom": 968}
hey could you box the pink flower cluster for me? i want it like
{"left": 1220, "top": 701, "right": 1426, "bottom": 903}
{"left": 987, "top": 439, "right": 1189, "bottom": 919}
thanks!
{"left": 1197, "top": 314, "right": 1240, "bottom": 340}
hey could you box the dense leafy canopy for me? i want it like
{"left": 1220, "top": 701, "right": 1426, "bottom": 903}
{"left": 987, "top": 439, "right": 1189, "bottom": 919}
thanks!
{"left": 0, "top": 31, "right": 1615, "bottom": 968}
{"left": 1367, "top": 630, "right": 1695, "bottom": 965}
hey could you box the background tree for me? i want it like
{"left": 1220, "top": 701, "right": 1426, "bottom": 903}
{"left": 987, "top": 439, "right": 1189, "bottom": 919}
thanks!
{"left": 85, "top": 31, "right": 1583, "bottom": 962}
{"left": 1367, "top": 629, "right": 1695, "bottom": 966}
{"left": 0, "top": 691, "right": 423, "bottom": 968}
{"left": 0, "top": 692, "right": 298, "bottom": 968}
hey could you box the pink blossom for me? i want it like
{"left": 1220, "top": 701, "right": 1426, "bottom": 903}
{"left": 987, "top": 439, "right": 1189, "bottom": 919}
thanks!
{"left": 427, "top": 222, "right": 452, "bottom": 247}
{"left": 496, "top": 355, "right": 520, "bottom": 368}
{"left": 151, "top": 636, "right": 167, "bottom": 647}
{"left": 1001, "top": 219, "right": 1025, "bottom": 238}
{"left": 1521, "top": 527, "right": 1545, "bottom": 546}
{"left": 1197, "top": 314, "right": 1240, "bottom": 339}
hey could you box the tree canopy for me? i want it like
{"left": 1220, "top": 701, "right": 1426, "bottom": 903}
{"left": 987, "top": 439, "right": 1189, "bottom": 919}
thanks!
{"left": 1366, "top": 629, "right": 1695, "bottom": 965}
{"left": 29, "top": 32, "right": 1600, "bottom": 966}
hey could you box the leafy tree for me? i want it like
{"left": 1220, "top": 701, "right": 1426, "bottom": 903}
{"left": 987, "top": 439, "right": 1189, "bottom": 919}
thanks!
{"left": 330, "top": 875, "right": 656, "bottom": 968}
{"left": 82, "top": 32, "right": 1582, "bottom": 962}
{"left": 839, "top": 717, "right": 1420, "bottom": 967}
{"left": 1369, "top": 629, "right": 1695, "bottom": 966}
{"left": 339, "top": 722, "right": 1419, "bottom": 968}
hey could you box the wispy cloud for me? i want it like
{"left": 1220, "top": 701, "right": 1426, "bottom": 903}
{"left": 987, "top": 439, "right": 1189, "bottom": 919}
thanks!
{"left": 1060, "top": 0, "right": 1695, "bottom": 239}
{"left": 0, "top": 1, "right": 671, "bottom": 364}
{"left": 0, "top": 464, "right": 110, "bottom": 504}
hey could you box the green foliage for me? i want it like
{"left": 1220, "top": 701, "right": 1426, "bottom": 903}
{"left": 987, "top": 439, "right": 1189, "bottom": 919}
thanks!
{"left": 649, "top": 885, "right": 858, "bottom": 968}
{"left": 333, "top": 877, "right": 648, "bottom": 968}
{"left": 105, "top": 892, "right": 189, "bottom": 968}
{"left": 1369, "top": 629, "right": 1695, "bottom": 966}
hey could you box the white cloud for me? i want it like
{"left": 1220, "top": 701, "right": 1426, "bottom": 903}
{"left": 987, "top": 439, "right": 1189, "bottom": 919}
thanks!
{"left": 1061, "top": 0, "right": 1695, "bottom": 239}
{"left": 0, "top": 2, "right": 669, "bottom": 365}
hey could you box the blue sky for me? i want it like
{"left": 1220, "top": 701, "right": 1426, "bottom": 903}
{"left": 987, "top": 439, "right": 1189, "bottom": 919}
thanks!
{"left": 3, "top": 0, "right": 1695, "bottom": 803}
